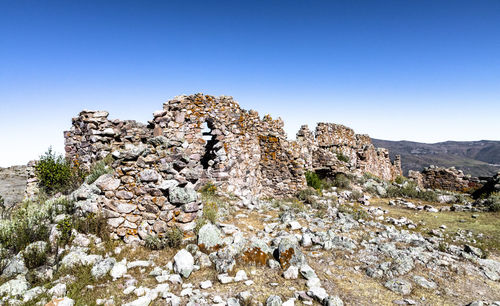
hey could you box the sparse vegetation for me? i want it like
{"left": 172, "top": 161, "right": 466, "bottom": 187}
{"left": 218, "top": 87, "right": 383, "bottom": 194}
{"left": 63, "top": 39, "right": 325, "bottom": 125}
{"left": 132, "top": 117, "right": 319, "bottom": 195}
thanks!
{"left": 305, "top": 171, "right": 323, "bottom": 190}
{"left": 332, "top": 173, "right": 351, "bottom": 189}
{"left": 336, "top": 152, "right": 350, "bottom": 163}
{"left": 35, "top": 147, "right": 85, "bottom": 195}
{"left": 200, "top": 181, "right": 217, "bottom": 196}
{"left": 486, "top": 192, "right": 500, "bottom": 212}
{"left": 144, "top": 226, "right": 183, "bottom": 250}
{"left": 164, "top": 226, "right": 183, "bottom": 248}
{"left": 23, "top": 242, "right": 48, "bottom": 269}
{"left": 297, "top": 188, "right": 319, "bottom": 204}
{"left": 85, "top": 156, "right": 113, "bottom": 184}
{"left": 195, "top": 201, "right": 219, "bottom": 234}
{"left": 385, "top": 181, "right": 438, "bottom": 202}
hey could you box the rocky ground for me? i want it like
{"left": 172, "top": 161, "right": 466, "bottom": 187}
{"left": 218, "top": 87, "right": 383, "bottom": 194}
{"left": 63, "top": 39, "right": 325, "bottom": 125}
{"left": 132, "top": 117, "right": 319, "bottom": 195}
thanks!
{"left": 0, "top": 165, "right": 27, "bottom": 210}
{"left": 1, "top": 175, "right": 500, "bottom": 305}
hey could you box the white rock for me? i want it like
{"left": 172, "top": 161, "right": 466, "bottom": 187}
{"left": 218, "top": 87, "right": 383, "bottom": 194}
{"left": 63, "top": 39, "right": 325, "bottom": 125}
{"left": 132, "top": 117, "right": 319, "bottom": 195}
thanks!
{"left": 234, "top": 270, "right": 248, "bottom": 282}
{"left": 288, "top": 221, "right": 302, "bottom": 230}
{"left": 200, "top": 280, "right": 213, "bottom": 289}
{"left": 0, "top": 275, "right": 30, "bottom": 297}
{"left": 217, "top": 273, "right": 234, "bottom": 284}
{"left": 283, "top": 266, "right": 299, "bottom": 280}
{"left": 110, "top": 260, "right": 128, "bottom": 279}
{"left": 173, "top": 249, "right": 194, "bottom": 278}
{"left": 48, "top": 283, "right": 67, "bottom": 297}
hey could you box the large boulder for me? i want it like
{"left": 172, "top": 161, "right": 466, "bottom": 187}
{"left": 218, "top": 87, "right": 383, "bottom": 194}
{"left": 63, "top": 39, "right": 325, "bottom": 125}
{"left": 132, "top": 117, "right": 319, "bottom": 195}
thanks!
{"left": 0, "top": 275, "right": 30, "bottom": 297}
{"left": 173, "top": 249, "right": 194, "bottom": 278}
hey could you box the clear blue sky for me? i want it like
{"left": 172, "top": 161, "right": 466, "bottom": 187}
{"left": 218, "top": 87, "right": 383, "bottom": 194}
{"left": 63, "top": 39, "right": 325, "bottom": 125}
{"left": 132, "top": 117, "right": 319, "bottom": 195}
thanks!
{"left": 1, "top": 0, "right": 499, "bottom": 167}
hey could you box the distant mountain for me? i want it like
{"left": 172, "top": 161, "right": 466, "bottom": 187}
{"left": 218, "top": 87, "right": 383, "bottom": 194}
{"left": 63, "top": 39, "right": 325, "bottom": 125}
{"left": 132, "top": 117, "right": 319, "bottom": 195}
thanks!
{"left": 372, "top": 139, "right": 500, "bottom": 177}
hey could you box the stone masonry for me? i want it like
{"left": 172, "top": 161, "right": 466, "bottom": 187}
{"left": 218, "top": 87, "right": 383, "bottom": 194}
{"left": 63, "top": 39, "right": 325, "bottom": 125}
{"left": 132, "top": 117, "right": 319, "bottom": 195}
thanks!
{"left": 58, "top": 94, "right": 402, "bottom": 241}
{"left": 297, "top": 123, "right": 402, "bottom": 181}
{"left": 408, "top": 165, "right": 480, "bottom": 192}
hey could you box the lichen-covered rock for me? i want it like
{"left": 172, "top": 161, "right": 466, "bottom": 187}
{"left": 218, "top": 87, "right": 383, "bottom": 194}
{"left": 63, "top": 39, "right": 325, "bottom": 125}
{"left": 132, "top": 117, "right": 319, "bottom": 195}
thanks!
{"left": 266, "top": 295, "right": 283, "bottom": 306}
{"left": 197, "top": 223, "right": 223, "bottom": 251}
{"left": 277, "top": 237, "right": 306, "bottom": 269}
{"left": 384, "top": 278, "right": 412, "bottom": 295}
{"left": 173, "top": 249, "right": 194, "bottom": 278}
{"left": 91, "top": 257, "right": 116, "bottom": 279}
{"left": 0, "top": 275, "right": 30, "bottom": 297}
{"left": 169, "top": 187, "right": 198, "bottom": 205}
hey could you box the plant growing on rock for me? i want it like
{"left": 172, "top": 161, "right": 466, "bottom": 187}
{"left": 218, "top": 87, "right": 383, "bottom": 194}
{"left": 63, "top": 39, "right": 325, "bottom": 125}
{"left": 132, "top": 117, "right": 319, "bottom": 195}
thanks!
{"left": 332, "top": 173, "right": 351, "bottom": 189}
{"left": 336, "top": 152, "right": 350, "bottom": 163}
{"left": 35, "top": 147, "right": 86, "bottom": 195}
{"left": 23, "top": 241, "right": 49, "bottom": 269}
{"left": 305, "top": 171, "right": 323, "bottom": 190}
{"left": 85, "top": 158, "right": 113, "bottom": 184}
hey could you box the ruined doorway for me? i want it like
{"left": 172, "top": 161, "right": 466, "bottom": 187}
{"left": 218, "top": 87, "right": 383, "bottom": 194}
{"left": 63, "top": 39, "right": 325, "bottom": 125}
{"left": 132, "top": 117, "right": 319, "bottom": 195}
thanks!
{"left": 201, "top": 120, "right": 218, "bottom": 169}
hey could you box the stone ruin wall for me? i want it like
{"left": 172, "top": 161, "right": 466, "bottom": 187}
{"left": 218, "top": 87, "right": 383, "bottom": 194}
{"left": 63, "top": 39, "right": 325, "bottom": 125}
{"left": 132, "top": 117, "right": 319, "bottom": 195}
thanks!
{"left": 57, "top": 93, "right": 403, "bottom": 241}
{"left": 297, "top": 123, "right": 402, "bottom": 181}
{"left": 408, "top": 166, "right": 481, "bottom": 192}
{"left": 62, "top": 94, "right": 307, "bottom": 241}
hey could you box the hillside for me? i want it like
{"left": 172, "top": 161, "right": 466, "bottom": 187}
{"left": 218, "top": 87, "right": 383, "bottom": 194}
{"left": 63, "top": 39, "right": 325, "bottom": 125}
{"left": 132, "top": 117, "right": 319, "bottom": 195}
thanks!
{"left": 372, "top": 139, "right": 500, "bottom": 177}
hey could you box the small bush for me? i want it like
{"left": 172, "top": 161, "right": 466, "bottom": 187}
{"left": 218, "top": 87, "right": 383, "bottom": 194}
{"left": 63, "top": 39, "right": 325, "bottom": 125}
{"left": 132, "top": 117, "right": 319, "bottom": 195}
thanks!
{"left": 164, "top": 226, "right": 183, "bottom": 248}
{"left": 202, "top": 201, "right": 218, "bottom": 224}
{"left": 74, "top": 213, "right": 110, "bottom": 242}
{"left": 336, "top": 152, "right": 350, "bottom": 163}
{"left": 351, "top": 190, "right": 363, "bottom": 200}
{"left": 306, "top": 171, "right": 323, "bottom": 190}
{"left": 394, "top": 176, "right": 408, "bottom": 185}
{"left": 200, "top": 182, "right": 217, "bottom": 196}
{"left": 486, "top": 192, "right": 500, "bottom": 212}
{"left": 57, "top": 217, "right": 74, "bottom": 245}
{"left": 145, "top": 234, "right": 164, "bottom": 250}
{"left": 23, "top": 242, "right": 48, "bottom": 269}
{"left": 35, "top": 148, "right": 85, "bottom": 195}
{"left": 332, "top": 173, "right": 351, "bottom": 189}
{"left": 385, "top": 181, "right": 438, "bottom": 202}
{"left": 0, "top": 245, "right": 8, "bottom": 274}
{"left": 297, "top": 188, "right": 319, "bottom": 204}
{"left": 86, "top": 160, "right": 113, "bottom": 184}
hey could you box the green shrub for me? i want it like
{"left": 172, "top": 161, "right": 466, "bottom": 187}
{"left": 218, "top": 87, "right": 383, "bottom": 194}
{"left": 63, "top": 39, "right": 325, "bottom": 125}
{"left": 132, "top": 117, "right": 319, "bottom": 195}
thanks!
{"left": 486, "top": 192, "right": 500, "bottom": 212}
{"left": 297, "top": 188, "right": 319, "bottom": 204}
{"left": 336, "top": 152, "right": 350, "bottom": 163}
{"left": 85, "top": 160, "right": 113, "bottom": 184}
{"left": 200, "top": 182, "right": 217, "bottom": 197}
{"left": 35, "top": 148, "right": 85, "bottom": 195}
{"left": 57, "top": 217, "right": 74, "bottom": 245}
{"left": 74, "top": 213, "right": 110, "bottom": 242}
{"left": 394, "top": 175, "right": 408, "bottom": 185}
{"left": 202, "top": 201, "right": 218, "bottom": 224}
{"left": 332, "top": 173, "right": 351, "bottom": 189}
{"left": 0, "top": 245, "right": 8, "bottom": 274}
{"left": 385, "top": 181, "right": 438, "bottom": 202}
{"left": 305, "top": 171, "right": 323, "bottom": 190}
{"left": 23, "top": 242, "right": 48, "bottom": 269}
{"left": 351, "top": 190, "right": 363, "bottom": 200}
{"left": 164, "top": 226, "right": 183, "bottom": 248}
{"left": 145, "top": 234, "right": 164, "bottom": 250}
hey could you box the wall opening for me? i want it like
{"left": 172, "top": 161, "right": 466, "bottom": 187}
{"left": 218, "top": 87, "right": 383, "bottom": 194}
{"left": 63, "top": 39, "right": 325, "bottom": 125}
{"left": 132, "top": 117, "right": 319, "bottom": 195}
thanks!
{"left": 201, "top": 121, "right": 218, "bottom": 169}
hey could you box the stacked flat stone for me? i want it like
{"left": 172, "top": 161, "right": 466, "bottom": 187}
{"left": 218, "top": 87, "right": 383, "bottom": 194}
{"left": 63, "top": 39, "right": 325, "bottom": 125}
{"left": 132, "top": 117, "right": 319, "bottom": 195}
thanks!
{"left": 297, "top": 123, "right": 402, "bottom": 181}
{"left": 409, "top": 166, "right": 477, "bottom": 192}
{"left": 60, "top": 93, "right": 404, "bottom": 242}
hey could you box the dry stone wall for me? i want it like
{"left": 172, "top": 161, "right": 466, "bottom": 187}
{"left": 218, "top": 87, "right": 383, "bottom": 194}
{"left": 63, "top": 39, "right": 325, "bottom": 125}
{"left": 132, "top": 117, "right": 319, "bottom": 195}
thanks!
{"left": 297, "top": 123, "right": 402, "bottom": 181}
{"left": 409, "top": 166, "right": 480, "bottom": 192}
{"left": 61, "top": 93, "right": 403, "bottom": 241}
